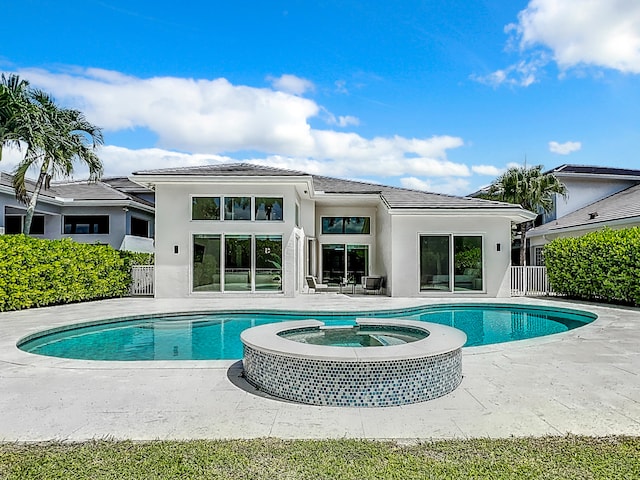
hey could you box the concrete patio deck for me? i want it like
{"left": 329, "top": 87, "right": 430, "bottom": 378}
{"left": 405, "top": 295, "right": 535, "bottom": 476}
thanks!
{"left": 0, "top": 295, "right": 638, "bottom": 442}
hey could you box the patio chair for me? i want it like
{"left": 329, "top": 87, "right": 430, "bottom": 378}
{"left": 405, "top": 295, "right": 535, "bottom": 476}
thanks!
{"left": 306, "top": 275, "right": 329, "bottom": 293}
{"left": 362, "top": 276, "right": 383, "bottom": 295}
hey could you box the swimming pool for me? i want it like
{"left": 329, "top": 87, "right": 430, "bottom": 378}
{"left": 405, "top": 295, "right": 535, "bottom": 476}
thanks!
{"left": 18, "top": 303, "right": 596, "bottom": 361}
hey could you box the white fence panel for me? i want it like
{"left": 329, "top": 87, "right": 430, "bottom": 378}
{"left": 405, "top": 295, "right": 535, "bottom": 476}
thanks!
{"left": 511, "top": 266, "right": 553, "bottom": 296}
{"left": 131, "top": 265, "right": 154, "bottom": 296}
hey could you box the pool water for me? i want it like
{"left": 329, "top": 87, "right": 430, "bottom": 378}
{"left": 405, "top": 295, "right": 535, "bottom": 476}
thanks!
{"left": 18, "top": 304, "right": 596, "bottom": 361}
{"left": 278, "top": 325, "right": 429, "bottom": 347}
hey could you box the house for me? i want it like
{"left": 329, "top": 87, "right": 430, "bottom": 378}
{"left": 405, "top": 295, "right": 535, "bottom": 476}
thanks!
{"left": 528, "top": 183, "right": 640, "bottom": 264}
{"left": 527, "top": 164, "right": 640, "bottom": 265}
{"left": 131, "top": 163, "right": 535, "bottom": 297}
{"left": 0, "top": 171, "right": 155, "bottom": 253}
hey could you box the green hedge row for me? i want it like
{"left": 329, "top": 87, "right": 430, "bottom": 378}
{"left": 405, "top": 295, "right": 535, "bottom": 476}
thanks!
{"left": 544, "top": 227, "right": 640, "bottom": 306}
{"left": 0, "top": 235, "right": 131, "bottom": 312}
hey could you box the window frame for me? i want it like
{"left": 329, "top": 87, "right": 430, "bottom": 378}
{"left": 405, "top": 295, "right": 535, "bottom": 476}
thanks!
{"left": 63, "top": 215, "right": 109, "bottom": 235}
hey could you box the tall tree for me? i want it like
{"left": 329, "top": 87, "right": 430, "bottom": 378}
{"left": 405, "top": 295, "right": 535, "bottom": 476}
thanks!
{"left": 0, "top": 74, "right": 34, "bottom": 162}
{"left": 14, "top": 90, "right": 104, "bottom": 234}
{"left": 483, "top": 165, "right": 567, "bottom": 266}
{"left": 0, "top": 75, "right": 103, "bottom": 234}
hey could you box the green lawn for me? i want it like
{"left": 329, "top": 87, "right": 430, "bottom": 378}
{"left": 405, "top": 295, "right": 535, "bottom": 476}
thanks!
{"left": 1, "top": 436, "right": 638, "bottom": 479}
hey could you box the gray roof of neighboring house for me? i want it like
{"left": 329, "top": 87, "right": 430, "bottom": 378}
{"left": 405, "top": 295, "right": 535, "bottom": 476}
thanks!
{"left": 549, "top": 164, "right": 640, "bottom": 178}
{"left": 134, "top": 163, "right": 523, "bottom": 211}
{"left": 528, "top": 183, "right": 640, "bottom": 237}
{"left": 0, "top": 171, "right": 154, "bottom": 208}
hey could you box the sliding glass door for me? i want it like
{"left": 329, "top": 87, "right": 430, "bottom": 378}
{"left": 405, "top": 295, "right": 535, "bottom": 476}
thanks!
{"left": 420, "top": 235, "right": 483, "bottom": 292}
{"left": 194, "top": 234, "right": 282, "bottom": 293}
{"left": 321, "top": 244, "right": 369, "bottom": 284}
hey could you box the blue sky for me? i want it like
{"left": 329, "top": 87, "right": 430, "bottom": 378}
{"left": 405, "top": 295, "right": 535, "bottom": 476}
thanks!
{"left": 2, "top": 0, "right": 640, "bottom": 195}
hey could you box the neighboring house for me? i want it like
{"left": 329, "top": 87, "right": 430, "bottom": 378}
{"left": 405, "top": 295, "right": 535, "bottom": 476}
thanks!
{"left": 527, "top": 164, "right": 640, "bottom": 265}
{"left": 528, "top": 183, "right": 640, "bottom": 265}
{"left": 131, "top": 163, "right": 535, "bottom": 298}
{"left": 0, "top": 171, "right": 155, "bottom": 253}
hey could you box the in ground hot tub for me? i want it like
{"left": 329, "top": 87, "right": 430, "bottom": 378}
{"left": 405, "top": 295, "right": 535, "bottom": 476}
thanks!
{"left": 240, "top": 318, "right": 466, "bottom": 407}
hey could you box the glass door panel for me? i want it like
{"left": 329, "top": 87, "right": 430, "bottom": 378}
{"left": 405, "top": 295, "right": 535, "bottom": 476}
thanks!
{"left": 454, "top": 236, "right": 483, "bottom": 291}
{"left": 255, "top": 235, "right": 282, "bottom": 291}
{"left": 193, "top": 235, "right": 221, "bottom": 292}
{"left": 321, "top": 244, "right": 345, "bottom": 285}
{"left": 420, "top": 236, "right": 450, "bottom": 291}
{"left": 225, "top": 235, "right": 251, "bottom": 291}
{"left": 346, "top": 245, "right": 368, "bottom": 284}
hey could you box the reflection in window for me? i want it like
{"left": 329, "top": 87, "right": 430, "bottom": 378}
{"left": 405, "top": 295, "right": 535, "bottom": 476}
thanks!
{"left": 63, "top": 215, "right": 109, "bottom": 234}
{"left": 193, "top": 234, "right": 221, "bottom": 292}
{"left": 192, "top": 197, "right": 220, "bottom": 220}
{"left": 224, "top": 197, "right": 251, "bottom": 220}
{"left": 255, "top": 197, "right": 283, "bottom": 221}
{"left": 225, "top": 235, "right": 251, "bottom": 290}
{"left": 255, "top": 235, "right": 282, "bottom": 291}
{"left": 454, "top": 236, "right": 483, "bottom": 291}
{"left": 321, "top": 217, "right": 370, "bottom": 234}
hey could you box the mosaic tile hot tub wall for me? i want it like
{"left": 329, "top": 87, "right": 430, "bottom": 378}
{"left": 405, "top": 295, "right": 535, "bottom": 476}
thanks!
{"left": 242, "top": 347, "right": 463, "bottom": 407}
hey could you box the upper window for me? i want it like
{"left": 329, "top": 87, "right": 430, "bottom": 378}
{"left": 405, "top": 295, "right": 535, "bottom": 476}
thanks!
{"left": 4, "top": 215, "right": 45, "bottom": 235}
{"left": 192, "top": 197, "right": 220, "bottom": 220}
{"left": 255, "top": 197, "right": 283, "bottom": 221}
{"left": 64, "top": 215, "right": 109, "bottom": 234}
{"left": 224, "top": 197, "right": 252, "bottom": 220}
{"left": 321, "top": 217, "right": 370, "bottom": 235}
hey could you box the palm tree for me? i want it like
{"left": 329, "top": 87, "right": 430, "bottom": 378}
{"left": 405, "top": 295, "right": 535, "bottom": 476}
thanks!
{"left": 482, "top": 165, "right": 567, "bottom": 266}
{"left": 0, "top": 74, "right": 34, "bottom": 162}
{"left": 12, "top": 89, "right": 103, "bottom": 233}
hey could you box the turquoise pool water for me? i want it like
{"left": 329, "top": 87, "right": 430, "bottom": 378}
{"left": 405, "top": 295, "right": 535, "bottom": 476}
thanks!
{"left": 18, "top": 304, "right": 596, "bottom": 361}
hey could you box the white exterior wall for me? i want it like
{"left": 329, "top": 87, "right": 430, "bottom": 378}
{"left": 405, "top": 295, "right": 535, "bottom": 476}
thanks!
{"left": 555, "top": 178, "right": 637, "bottom": 219}
{"left": 154, "top": 182, "right": 302, "bottom": 298}
{"left": 389, "top": 214, "right": 513, "bottom": 297}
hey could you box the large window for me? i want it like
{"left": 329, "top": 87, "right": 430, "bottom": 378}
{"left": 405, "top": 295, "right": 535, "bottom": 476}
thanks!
{"left": 4, "top": 215, "right": 45, "bottom": 235}
{"left": 192, "top": 197, "right": 220, "bottom": 220}
{"left": 255, "top": 198, "right": 283, "bottom": 221}
{"left": 63, "top": 215, "right": 109, "bottom": 234}
{"left": 420, "top": 235, "right": 483, "bottom": 292}
{"left": 192, "top": 234, "right": 283, "bottom": 293}
{"left": 321, "top": 244, "right": 369, "bottom": 284}
{"left": 224, "top": 197, "right": 251, "bottom": 220}
{"left": 322, "top": 217, "right": 370, "bottom": 234}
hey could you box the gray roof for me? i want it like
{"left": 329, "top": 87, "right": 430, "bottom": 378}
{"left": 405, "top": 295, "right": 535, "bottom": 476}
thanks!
{"left": 528, "top": 183, "right": 640, "bottom": 236}
{"left": 135, "top": 163, "right": 522, "bottom": 210}
{"left": 0, "top": 171, "right": 153, "bottom": 208}
{"left": 550, "top": 164, "right": 640, "bottom": 178}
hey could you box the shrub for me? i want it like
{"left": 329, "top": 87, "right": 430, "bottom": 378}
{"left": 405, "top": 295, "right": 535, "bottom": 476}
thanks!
{"left": 0, "top": 235, "right": 130, "bottom": 312}
{"left": 544, "top": 227, "right": 640, "bottom": 306}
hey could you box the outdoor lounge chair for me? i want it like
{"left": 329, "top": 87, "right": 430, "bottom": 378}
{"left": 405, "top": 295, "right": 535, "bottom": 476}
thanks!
{"left": 362, "top": 276, "right": 383, "bottom": 294}
{"left": 306, "top": 275, "right": 329, "bottom": 293}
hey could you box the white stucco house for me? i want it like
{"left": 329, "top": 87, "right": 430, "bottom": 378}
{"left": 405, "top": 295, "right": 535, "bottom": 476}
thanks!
{"left": 527, "top": 165, "right": 640, "bottom": 265}
{"left": 131, "top": 163, "right": 535, "bottom": 298}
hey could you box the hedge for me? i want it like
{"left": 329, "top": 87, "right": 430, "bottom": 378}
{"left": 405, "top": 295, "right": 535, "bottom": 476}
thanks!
{"left": 0, "top": 235, "right": 131, "bottom": 312}
{"left": 543, "top": 227, "right": 640, "bottom": 306}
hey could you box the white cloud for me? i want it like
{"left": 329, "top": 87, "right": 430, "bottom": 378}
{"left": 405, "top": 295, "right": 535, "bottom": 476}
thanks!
{"left": 267, "top": 74, "right": 315, "bottom": 95}
{"left": 471, "top": 165, "right": 503, "bottom": 176}
{"left": 549, "top": 140, "right": 582, "bottom": 155}
{"left": 474, "top": 0, "right": 640, "bottom": 87}
{"left": 12, "top": 67, "right": 468, "bottom": 182}
{"left": 515, "top": 0, "right": 640, "bottom": 73}
{"left": 400, "top": 176, "right": 471, "bottom": 195}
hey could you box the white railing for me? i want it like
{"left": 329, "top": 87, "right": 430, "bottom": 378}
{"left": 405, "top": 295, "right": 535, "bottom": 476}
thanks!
{"left": 131, "top": 265, "right": 154, "bottom": 296}
{"left": 511, "top": 266, "right": 553, "bottom": 296}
